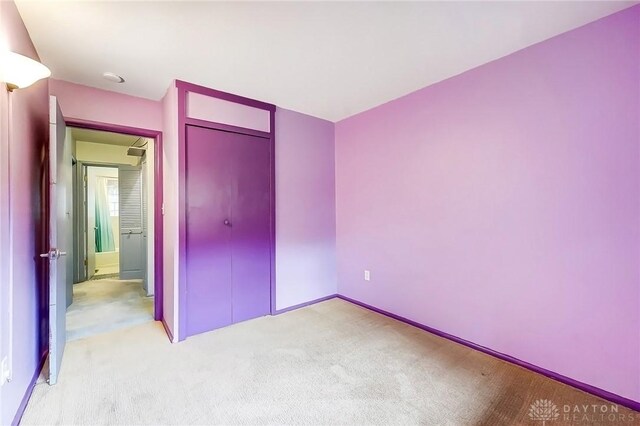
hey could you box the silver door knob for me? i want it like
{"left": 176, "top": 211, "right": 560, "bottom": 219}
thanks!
{"left": 39, "top": 248, "right": 67, "bottom": 260}
{"left": 223, "top": 219, "right": 231, "bottom": 227}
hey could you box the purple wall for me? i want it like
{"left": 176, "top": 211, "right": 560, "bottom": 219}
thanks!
{"left": 275, "top": 108, "right": 337, "bottom": 310}
{"left": 0, "top": 2, "right": 50, "bottom": 424}
{"left": 335, "top": 6, "right": 640, "bottom": 403}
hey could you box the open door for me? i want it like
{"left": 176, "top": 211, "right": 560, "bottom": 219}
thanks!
{"left": 42, "top": 96, "right": 70, "bottom": 385}
{"left": 119, "top": 165, "right": 145, "bottom": 280}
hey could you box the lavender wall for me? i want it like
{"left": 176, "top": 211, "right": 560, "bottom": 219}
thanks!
{"left": 49, "top": 79, "right": 162, "bottom": 131}
{"left": 0, "top": 2, "right": 50, "bottom": 424}
{"left": 275, "top": 108, "right": 337, "bottom": 310}
{"left": 161, "top": 83, "right": 178, "bottom": 341}
{"left": 335, "top": 6, "right": 640, "bottom": 403}
{"left": 187, "top": 92, "right": 271, "bottom": 132}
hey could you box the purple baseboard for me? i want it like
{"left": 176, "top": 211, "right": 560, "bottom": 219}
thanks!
{"left": 336, "top": 295, "right": 640, "bottom": 413}
{"left": 161, "top": 318, "right": 175, "bottom": 343}
{"left": 274, "top": 294, "right": 338, "bottom": 315}
{"left": 12, "top": 350, "right": 47, "bottom": 426}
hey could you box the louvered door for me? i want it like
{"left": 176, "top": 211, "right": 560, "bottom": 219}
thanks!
{"left": 119, "top": 165, "right": 145, "bottom": 280}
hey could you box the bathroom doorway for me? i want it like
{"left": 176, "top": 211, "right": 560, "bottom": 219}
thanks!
{"left": 87, "top": 165, "right": 120, "bottom": 279}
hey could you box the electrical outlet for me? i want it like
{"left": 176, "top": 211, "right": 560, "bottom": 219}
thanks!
{"left": 364, "top": 270, "right": 371, "bottom": 281}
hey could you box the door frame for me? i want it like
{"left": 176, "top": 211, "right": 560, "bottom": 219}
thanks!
{"left": 72, "top": 157, "right": 85, "bottom": 283}
{"left": 80, "top": 162, "right": 122, "bottom": 281}
{"left": 176, "top": 80, "right": 276, "bottom": 341}
{"left": 65, "top": 118, "right": 164, "bottom": 321}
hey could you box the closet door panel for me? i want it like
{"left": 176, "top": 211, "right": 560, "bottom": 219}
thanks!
{"left": 231, "top": 134, "right": 272, "bottom": 323}
{"left": 185, "top": 125, "right": 233, "bottom": 336}
{"left": 119, "top": 166, "right": 145, "bottom": 280}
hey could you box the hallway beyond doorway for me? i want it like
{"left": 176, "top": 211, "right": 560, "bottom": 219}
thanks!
{"left": 66, "top": 279, "right": 153, "bottom": 341}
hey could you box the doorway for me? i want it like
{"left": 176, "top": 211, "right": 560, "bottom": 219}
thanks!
{"left": 67, "top": 127, "right": 158, "bottom": 341}
{"left": 46, "top": 95, "right": 165, "bottom": 385}
{"left": 87, "top": 165, "right": 119, "bottom": 279}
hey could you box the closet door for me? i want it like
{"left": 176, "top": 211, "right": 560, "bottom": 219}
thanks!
{"left": 186, "top": 125, "right": 234, "bottom": 335}
{"left": 185, "top": 125, "right": 272, "bottom": 337}
{"left": 231, "top": 134, "right": 271, "bottom": 323}
{"left": 119, "top": 165, "right": 145, "bottom": 280}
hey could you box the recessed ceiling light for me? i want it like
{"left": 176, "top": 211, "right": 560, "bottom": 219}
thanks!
{"left": 103, "top": 72, "right": 125, "bottom": 83}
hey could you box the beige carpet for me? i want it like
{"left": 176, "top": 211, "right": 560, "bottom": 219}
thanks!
{"left": 93, "top": 264, "right": 120, "bottom": 276}
{"left": 67, "top": 279, "right": 154, "bottom": 341}
{"left": 23, "top": 299, "right": 637, "bottom": 425}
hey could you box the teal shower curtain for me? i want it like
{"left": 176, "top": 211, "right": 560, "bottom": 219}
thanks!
{"left": 95, "top": 176, "right": 115, "bottom": 252}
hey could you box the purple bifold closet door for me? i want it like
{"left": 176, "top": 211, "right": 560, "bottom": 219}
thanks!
{"left": 185, "top": 125, "right": 271, "bottom": 337}
{"left": 229, "top": 132, "right": 271, "bottom": 323}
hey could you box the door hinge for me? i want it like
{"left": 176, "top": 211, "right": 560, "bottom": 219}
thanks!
{"left": 161, "top": 203, "right": 165, "bottom": 215}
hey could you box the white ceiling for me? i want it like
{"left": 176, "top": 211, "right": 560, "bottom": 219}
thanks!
{"left": 16, "top": 1, "right": 636, "bottom": 122}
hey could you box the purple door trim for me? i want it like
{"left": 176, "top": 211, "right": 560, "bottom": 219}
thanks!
{"left": 184, "top": 117, "right": 271, "bottom": 140}
{"left": 269, "top": 111, "right": 276, "bottom": 315}
{"left": 177, "top": 85, "right": 188, "bottom": 341}
{"left": 335, "top": 295, "right": 640, "bottom": 413}
{"left": 64, "top": 118, "right": 164, "bottom": 325}
{"left": 176, "top": 80, "right": 276, "bottom": 113}
{"left": 175, "top": 80, "right": 276, "bottom": 341}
